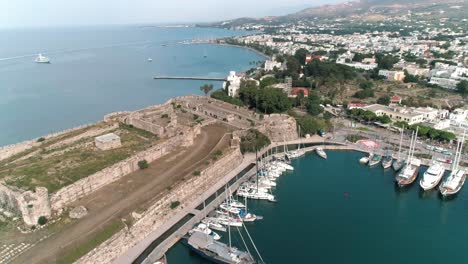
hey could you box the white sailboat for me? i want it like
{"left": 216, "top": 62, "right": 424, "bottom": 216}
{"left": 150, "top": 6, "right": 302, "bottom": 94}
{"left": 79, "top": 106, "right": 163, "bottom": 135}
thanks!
{"left": 440, "top": 131, "right": 466, "bottom": 197}
{"left": 396, "top": 127, "right": 421, "bottom": 187}
{"left": 315, "top": 147, "right": 327, "bottom": 159}
{"left": 393, "top": 128, "right": 405, "bottom": 171}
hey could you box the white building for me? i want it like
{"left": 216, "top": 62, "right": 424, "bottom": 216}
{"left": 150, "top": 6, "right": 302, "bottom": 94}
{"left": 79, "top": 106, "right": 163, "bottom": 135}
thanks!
{"left": 264, "top": 59, "right": 282, "bottom": 71}
{"left": 378, "top": 70, "right": 405, "bottom": 81}
{"left": 95, "top": 133, "right": 121, "bottom": 151}
{"left": 449, "top": 108, "right": 468, "bottom": 127}
{"left": 364, "top": 104, "right": 426, "bottom": 125}
{"left": 225, "top": 71, "right": 242, "bottom": 97}
{"left": 429, "top": 77, "right": 460, "bottom": 90}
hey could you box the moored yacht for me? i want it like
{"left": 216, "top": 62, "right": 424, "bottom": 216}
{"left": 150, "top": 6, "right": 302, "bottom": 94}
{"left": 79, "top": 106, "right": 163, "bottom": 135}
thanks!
{"left": 440, "top": 132, "right": 466, "bottom": 197}
{"left": 315, "top": 147, "right": 327, "bottom": 159}
{"left": 183, "top": 231, "right": 255, "bottom": 264}
{"left": 382, "top": 154, "right": 393, "bottom": 169}
{"left": 419, "top": 162, "right": 445, "bottom": 191}
{"left": 368, "top": 154, "right": 382, "bottom": 167}
{"left": 396, "top": 128, "right": 420, "bottom": 187}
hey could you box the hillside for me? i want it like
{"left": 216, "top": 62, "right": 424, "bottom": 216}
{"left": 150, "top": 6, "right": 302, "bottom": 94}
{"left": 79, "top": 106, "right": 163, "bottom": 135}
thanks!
{"left": 202, "top": 0, "right": 467, "bottom": 28}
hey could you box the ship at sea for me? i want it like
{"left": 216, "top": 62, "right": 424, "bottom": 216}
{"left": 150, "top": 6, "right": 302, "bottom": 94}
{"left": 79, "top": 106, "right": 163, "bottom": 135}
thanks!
{"left": 35, "top": 53, "right": 50, "bottom": 63}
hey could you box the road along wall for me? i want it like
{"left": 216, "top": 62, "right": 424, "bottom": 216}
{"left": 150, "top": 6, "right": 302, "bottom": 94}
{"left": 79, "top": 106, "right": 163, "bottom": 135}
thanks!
{"left": 50, "top": 126, "right": 201, "bottom": 211}
{"left": 76, "top": 148, "right": 243, "bottom": 264}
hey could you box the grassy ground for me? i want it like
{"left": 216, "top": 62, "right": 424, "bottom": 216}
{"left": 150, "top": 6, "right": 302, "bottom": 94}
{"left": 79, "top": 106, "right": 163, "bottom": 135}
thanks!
{"left": 0, "top": 123, "right": 160, "bottom": 192}
{"left": 55, "top": 220, "right": 124, "bottom": 264}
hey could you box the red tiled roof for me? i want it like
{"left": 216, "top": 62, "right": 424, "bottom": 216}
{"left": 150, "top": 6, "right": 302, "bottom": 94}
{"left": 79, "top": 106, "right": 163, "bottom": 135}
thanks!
{"left": 292, "top": 87, "right": 309, "bottom": 96}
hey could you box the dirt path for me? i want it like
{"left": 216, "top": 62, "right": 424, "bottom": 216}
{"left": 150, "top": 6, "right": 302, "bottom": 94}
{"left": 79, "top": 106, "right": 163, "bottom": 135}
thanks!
{"left": 12, "top": 124, "right": 229, "bottom": 264}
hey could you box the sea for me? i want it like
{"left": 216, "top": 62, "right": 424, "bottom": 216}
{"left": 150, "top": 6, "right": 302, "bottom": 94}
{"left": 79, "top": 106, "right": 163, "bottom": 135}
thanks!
{"left": 0, "top": 25, "right": 263, "bottom": 146}
{"left": 166, "top": 150, "right": 468, "bottom": 264}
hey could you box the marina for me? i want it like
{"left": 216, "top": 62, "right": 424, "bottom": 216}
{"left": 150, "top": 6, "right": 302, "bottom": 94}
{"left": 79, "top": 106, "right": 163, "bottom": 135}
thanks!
{"left": 165, "top": 149, "right": 468, "bottom": 264}
{"left": 131, "top": 137, "right": 467, "bottom": 264}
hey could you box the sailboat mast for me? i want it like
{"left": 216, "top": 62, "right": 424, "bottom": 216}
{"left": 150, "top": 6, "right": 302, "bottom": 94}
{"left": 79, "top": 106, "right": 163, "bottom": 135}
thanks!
{"left": 255, "top": 149, "right": 259, "bottom": 192}
{"left": 410, "top": 127, "right": 419, "bottom": 162}
{"left": 398, "top": 128, "right": 404, "bottom": 160}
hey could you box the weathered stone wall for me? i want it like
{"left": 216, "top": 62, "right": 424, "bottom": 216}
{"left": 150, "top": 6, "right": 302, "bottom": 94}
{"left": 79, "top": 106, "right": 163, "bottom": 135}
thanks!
{"left": 76, "top": 148, "right": 243, "bottom": 264}
{"left": 50, "top": 126, "right": 202, "bottom": 211}
{"left": 258, "top": 114, "right": 299, "bottom": 142}
{"left": 0, "top": 185, "right": 51, "bottom": 226}
{"left": 0, "top": 123, "right": 95, "bottom": 162}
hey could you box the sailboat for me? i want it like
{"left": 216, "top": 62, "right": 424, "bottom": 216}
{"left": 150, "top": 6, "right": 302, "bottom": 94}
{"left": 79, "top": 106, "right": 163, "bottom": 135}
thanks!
{"left": 315, "top": 147, "right": 327, "bottom": 159}
{"left": 286, "top": 126, "right": 305, "bottom": 160}
{"left": 439, "top": 131, "right": 466, "bottom": 197}
{"left": 393, "top": 128, "right": 405, "bottom": 171}
{"left": 395, "top": 127, "right": 421, "bottom": 187}
{"left": 382, "top": 150, "right": 393, "bottom": 169}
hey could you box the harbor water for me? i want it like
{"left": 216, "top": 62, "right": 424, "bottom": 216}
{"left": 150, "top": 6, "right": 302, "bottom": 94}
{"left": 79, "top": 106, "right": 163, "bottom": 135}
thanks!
{"left": 0, "top": 26, "right": 263, "bottom": 145}
{"left": 167, "top": 150, "right": 468, "bottom": 263}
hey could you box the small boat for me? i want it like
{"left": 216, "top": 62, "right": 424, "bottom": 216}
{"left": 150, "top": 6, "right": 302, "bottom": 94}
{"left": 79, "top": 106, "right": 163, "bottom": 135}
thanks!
{"left": 183, "top": 231, "right": 255, "bottom": 264}
{"left": 147, "top": 58, "right": 153, "bottom": 62}
{"left": 382, "top": 154, "right": 393, "bottom": 169}
{"left": 35, "top": 53, "right": 50, "bottom": 63}
{"left": 202, "top": 218, "right": 227, "bottom": 232}
{"left": 153, "top": 254, "right": 167, "bottom": 264}
{"left": 238, "top": 209, "right": 257, "bottom": 222}
{"left": 189, "top": 223, "right": 221, "bottom": 240}
{"left": 420, "top": 162, "right": 445, "bottom": 191}
{"left": 315, "top": 147, "right": 327, "bottom": 159}
{"left": 368, "top": 154, "right": 382, "bottom": 167}
{"left": 440, "top": 133, "right": 466, "bottom": 197}
{"left": 359, "top": 156, "right": 370, "bottom": 164}
{"left": 215, "top": 215, "right": 243, "bottom": 227}
{"left": 392, "top": 160, "right": 404, "bottom": 172}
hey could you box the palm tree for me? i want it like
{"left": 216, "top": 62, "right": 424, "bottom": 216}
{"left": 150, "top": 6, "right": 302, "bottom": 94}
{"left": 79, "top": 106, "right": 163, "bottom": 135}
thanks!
{"left": 200, "top": 84, "right": 214, "bottom": 96}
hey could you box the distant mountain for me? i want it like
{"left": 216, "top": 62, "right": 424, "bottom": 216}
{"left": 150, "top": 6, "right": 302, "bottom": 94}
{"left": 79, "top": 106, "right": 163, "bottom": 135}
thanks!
{"left": 288, "top": 0, "right": 463, "bottom": 19}
{"left": 202, "top": 0, "right": 467, "bottom": 28}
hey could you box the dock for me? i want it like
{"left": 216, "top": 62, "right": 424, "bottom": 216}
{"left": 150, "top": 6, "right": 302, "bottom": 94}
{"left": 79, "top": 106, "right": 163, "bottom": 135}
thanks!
{"left": 117, "top": 136, "right": 453, "bottom": 263}
{"left": 154, "top": 76, "right": 227, "bottom": 81}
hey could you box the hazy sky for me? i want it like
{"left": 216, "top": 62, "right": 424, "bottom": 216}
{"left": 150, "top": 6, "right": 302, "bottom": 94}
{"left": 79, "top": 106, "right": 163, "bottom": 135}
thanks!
{"left": 1, "top": 0, "right": 345, "bottom": 29}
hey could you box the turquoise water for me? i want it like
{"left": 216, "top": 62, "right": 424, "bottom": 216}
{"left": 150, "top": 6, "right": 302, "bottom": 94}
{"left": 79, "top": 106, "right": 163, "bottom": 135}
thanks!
{"left": 0, "top": 26, "right": 262, "bottom": 145}
{"left": 167, "top": 150, "right": 468, "bottom": 263}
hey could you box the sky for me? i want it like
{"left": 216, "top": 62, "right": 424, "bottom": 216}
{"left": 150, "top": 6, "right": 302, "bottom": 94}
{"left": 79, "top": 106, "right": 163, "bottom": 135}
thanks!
{"left": 0, "top": 0, "right": 345, "bottom": 29}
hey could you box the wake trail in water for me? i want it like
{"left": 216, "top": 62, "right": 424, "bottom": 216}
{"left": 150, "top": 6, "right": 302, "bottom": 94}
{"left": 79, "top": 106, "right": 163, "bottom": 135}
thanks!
{"left": 0, "top": 39, "right": 167, "bottom": 62}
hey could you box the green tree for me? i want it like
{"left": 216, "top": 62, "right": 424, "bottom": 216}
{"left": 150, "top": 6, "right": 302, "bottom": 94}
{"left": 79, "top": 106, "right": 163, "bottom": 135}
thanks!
{"left": 138, "top": 160, "right": 149, "bottom": 169}
{"left": 306, "top": 91, "right": 323, "bottom": 116}
{"left": 294, "top": 48, "right": 309, "bottom": 65}
{"left": 200, "top": 84, "right": 214, "bottom": 96}
{"left": 378, "top": 115, "right": 391, "bottom": 124}
{"left": 377, "top": 95, "right": 390, "bottom": 105}
{"left": 403, "top": 70, "right": 419, "bottom": 83}
{"left": 239, "top": 129, "right": 271, "bottom": 153}
{"left": 38, "top": 216, "right": 47, "bottom": 226}
{"left": 296, "top": 116, "right": 328, "bottom": 136}
{"left": 260, "top": 76, "right": 278, "bottom": 88}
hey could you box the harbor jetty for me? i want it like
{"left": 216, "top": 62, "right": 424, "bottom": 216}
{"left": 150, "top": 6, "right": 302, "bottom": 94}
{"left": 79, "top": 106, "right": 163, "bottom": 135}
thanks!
{"left": 154, "top": 76, "right": 227, "bottom": 81}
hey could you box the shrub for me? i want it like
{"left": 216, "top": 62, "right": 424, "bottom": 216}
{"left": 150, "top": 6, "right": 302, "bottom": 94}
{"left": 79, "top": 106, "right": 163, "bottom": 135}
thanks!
{"left": 170, "top": 201, "right": 180, "bottom": 209}
{"left": 138, "top": 160, "right": 149, "bottom": 170}
{"left": 161, "top": 114, "right": 169, "bottom": 118}
{"left": 37, "top": 137, "right": 45, "bottom": 143}
{"left": 38, "top": 216, "right": 47, "bottom": 226}
{"left": 193, "top": 170, "right": 201, "bottom": 176}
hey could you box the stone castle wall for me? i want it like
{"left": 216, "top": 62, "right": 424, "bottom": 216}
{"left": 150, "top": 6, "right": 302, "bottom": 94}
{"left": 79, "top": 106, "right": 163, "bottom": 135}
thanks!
{"left": 0, "top": 185, "right": 51, "bottom": 226}
{"left": 76, "top": 148, "right": 243, "bottom": 264}
{"left": 259, "top": 114, "right": 299, "bottom": 142}
{"left": 0, "top": 123, "right": 96, "bottom": 162}
{"left": 50, "top": 126, "right": 201, "bottom": 211}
